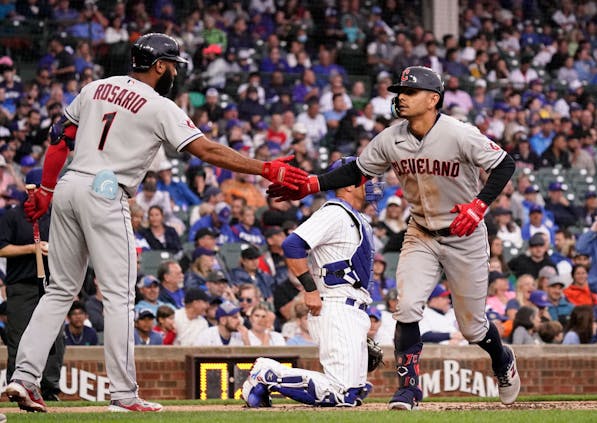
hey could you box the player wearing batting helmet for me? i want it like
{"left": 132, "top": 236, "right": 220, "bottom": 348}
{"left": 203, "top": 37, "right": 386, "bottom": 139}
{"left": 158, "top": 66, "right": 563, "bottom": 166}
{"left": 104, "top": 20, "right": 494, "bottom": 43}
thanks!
{"left": 267, "top": 66, "right": 520, "bottom": 410}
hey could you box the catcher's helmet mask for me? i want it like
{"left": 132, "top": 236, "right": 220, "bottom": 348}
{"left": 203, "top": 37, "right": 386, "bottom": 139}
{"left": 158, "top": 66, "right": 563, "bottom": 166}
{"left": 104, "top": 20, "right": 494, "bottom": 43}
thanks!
{"left": 131, "top": 33, "right": 188, "bottom": 72}
{"left": 389, "top": 66, "right": 444, "bottom": 117}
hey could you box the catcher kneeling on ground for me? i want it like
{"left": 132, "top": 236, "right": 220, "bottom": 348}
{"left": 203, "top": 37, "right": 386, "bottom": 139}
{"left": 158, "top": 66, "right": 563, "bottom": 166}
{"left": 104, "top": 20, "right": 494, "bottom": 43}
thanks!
{"left": 242, "top": 157, "right": 384, "bottom": 407}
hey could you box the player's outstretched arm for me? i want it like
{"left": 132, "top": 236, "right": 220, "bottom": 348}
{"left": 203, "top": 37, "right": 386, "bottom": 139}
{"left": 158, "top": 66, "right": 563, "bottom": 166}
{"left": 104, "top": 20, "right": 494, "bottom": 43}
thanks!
{"left": 267, "top": 159, "right": 367, "bottom": 201}
{"left": 184, "top": 136, "right": 308, "bottom": 189}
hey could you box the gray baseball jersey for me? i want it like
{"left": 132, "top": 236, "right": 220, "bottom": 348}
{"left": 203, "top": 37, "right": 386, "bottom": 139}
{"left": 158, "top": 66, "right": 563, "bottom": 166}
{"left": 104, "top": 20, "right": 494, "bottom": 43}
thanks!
{"left": 12, "top": 75, "right": 204, "bottom": 401}
{"left": 65, "top": 75, "right": 203, "bottom": 195}
{"left": 356, "top": 113, "right": 507, "bottom": 343}
{"left": 357, "top": 114, "right": 506, "bottom": 230}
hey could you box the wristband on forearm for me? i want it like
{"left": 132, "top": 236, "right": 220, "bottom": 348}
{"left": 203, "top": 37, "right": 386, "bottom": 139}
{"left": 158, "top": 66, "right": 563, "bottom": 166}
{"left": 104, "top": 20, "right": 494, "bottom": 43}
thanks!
{"left": 297, "top": 271, "right": 317, "bottom": 292}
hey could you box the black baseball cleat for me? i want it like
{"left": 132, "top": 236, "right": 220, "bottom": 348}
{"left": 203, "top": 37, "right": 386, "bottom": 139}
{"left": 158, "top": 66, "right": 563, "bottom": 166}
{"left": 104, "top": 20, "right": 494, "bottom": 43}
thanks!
{"left": 388, "top": 387, "right": 420, "bottom": 411}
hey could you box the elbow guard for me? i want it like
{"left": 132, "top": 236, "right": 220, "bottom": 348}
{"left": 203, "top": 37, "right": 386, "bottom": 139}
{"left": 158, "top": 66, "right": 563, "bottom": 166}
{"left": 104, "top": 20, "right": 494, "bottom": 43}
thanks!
{"left": 282, "top": 233, "right": 309, "bottom": 258}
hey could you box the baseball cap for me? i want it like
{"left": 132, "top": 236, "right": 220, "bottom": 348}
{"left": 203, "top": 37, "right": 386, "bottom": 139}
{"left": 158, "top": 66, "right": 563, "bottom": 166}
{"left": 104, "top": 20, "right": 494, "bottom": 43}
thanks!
{"left": 25, "top": 168, "right": 43, "bottom": 186}
{"left": 135, "top": 308, "right": 155, "bottom": 321}
{"left": 2, "top": 185, "right": 25, "bottom": 202}
{"left": 528, "top": 233, "right": 546, "bottom": 247}
{"left": 224, "top": 103, "right": 238, "bottom": 112}
{"left": 371, "top": 5, "right": 382, "bottom": 14}
{"left": 374, "top": 252, "right": 386, "bottom": 263}
{"left": 203, "top": 186, "right": 221, "bottom": 199}
{"left": 585, "top": 191, "right": 597, "bottom": 199}
{"left": 486, "top": 308, "right": 508, "bottom": 322}
{"left": 158, "top": 160, "right": 173, "bottom": 172}
{"left": 548, "top": 182, "right": 564, "bottom": 191}
{"left": 367, "top": 306, "right": 382, "bottom": 321}
{"left": 19, "top": 155, "right": 37, "bottom": 167}
{"left": 207, "top": 270, "right": 228, "bottom": 282}
{"left": 529, "top": 290, "right": 550, "bottom": 308}
{"left": 264, "top": 227, "right": 284, "bottom": 238}
{"left": 292, "top": 122, "right": 307, "bottom": 134}
{"left": 493, "top": 207, "right": 512, "bottom": 216}
{"left": 569, "top": 102, "right": 582, "bottom": 111}
{"left": 206, "top": 88, "right": 219, "bottom": 97}
{"left": 203, "top": 44, "right": 222, "bottom": 55}
{"left": 488, "top": 271, "right": 507, "bottom": 284}
{"left": 238, "top": 49, "right": 251, "bottom": 60}
{"left": 215, "top": 300, "right": 241, "bottom": 320}
{"left": 529, "top": 204, "right": 543, "bottom": 214}
{"left": 214, "top": 202, "right": 231, "bottom": 224}
{"left": 538, "top": 266, "right": 557, "bottom": 279}
{"left": 195, "top": 227, "right": 219, "bottom": 240}
{"left": 192, "top": 246, "right": 216, "bottom": 261}
{"left": 386, "top": 195, "right": 402, "bottom": 207}
{"left": 524, "top": 186, "right": 539, "bottom": 194}
{"left": 428, "top": 284, "right": 450, "bottom": 300}
{"left": 475, "top": 79, "right": 487, "bottom": 88}
{"left": 241, "top": 244, "right": 261, "bottom": 260}
{"left": 185, "top": 288, "right": 210, "bottom": 304}
{"left": 137, "top": 275, "right": 160, "bottom": 289}
{"left": 547, "top": 274, "right": 568, "bottom": 288}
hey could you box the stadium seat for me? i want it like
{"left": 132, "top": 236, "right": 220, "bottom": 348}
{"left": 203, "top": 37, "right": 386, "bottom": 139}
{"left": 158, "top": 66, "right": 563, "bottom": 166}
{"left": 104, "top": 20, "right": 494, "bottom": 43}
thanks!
{"left": 140, "top": 250, "right": 173, "bottom": 277}
{"left": 218, "top": 242, "right": 245, "bottom": 271}
{"left": 383, "top": 251, "right": 399, "bottom": 279}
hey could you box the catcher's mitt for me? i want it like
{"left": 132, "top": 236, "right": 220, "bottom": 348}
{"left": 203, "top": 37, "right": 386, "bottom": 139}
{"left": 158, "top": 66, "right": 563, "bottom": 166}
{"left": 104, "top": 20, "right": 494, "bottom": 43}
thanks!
{"left": 367, "top": 337, "right": 384, "bottom": 372}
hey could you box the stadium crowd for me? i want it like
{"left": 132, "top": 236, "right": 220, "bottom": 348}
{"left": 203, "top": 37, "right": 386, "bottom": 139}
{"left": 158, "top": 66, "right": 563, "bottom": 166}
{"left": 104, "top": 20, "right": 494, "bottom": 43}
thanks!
{"left": 0, "top": 0, "right": 596, "bottom": 351}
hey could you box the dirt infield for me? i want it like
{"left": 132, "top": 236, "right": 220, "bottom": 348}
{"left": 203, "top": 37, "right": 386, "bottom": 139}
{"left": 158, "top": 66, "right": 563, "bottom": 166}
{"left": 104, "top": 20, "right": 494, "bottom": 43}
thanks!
{"left": 2, "top": 401, "right": 597, "bottom": 414}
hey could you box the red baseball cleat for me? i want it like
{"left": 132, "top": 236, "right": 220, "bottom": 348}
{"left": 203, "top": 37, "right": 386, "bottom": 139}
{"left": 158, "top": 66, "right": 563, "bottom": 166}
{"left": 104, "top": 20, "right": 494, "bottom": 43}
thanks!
{"left": 5, "top": 379, "right": 47, "bottom": 412}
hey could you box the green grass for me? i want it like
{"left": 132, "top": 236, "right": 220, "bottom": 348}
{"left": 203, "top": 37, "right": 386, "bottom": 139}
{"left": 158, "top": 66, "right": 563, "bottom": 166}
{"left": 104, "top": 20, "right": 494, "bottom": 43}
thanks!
{"left": 1, "top": 394, "right": 596, "bottom": 409}
{"left": 3, "top": 410, "right": 596, "bottom": 423}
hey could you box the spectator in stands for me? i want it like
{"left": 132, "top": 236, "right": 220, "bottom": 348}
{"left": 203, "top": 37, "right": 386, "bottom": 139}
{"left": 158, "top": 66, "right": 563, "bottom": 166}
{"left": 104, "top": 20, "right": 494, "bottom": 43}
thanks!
{"left": 194, "top": 300, "right": 248, "bottom": 346}
{"left": 296, "top": 97, "right": 327, "bottom": 147}
{"left": 135, "top": 275, "right": 169, "bottom": 317}
{"left": 443, "top": 75, "right": 473, "bottom": 114}
{"left": 494, "top": 207, "right": 523, "bottom": 248}
{"left": 201, "top": 44, "right": 227, "bottom": 89}
{"left": 312, "top": 47, "right": 347, "bottom": 84}
{"left": 157, "top": 260, "right": 185, "bottom": 309}
{"left": 568, "top": 135, "right": 595, "bottom": 175}
{"left": 573, "top": 48, "right": 596, "bottom": 83}
{"left": 238, "top": 283, "right": 261, "bottom": 329}
{"left": 104, "top": 15, "right": 129, "bottom": 44}
{"left": 508, "top": 233, "right": 557, "bottom": 278}
{"left": 286, "top": 303, "right": 316, "bottom": 346}
{"left": 368, "top": 253, "right": 396, "bottom": 302}
{"left": 319, "top": 72, "right": 352, "bottom": 114}
{"left": 140, "top": 205, "right": 182, "bottom": 258}
{"left": 52, "top": 0, "right": 79, "bottom": 24}
{"left": 134, "top": 309, "right": 162, "bottom": 345}
{"left": 366, "top": 25, "right": 393, "bottom": 75}
{"left": 292, "top": 69, "right": 319, "bottom": 105}
{"left": 521, "top": 205, "right": 556, "bottom": 245}
{"left": 68, "top": 4, "right": 107, "bottom": 46}
{"left": 188, "top": 202, "right": 235, "bottom": 245}
{"left": 539, "top": 133, "right": 571, "bottom": 169}
{"left": 579, "top": 191, "right": 597, "bottom": 227}
{"left": 174, "top": 288, "right": 210, "bottom": 346}
{"left": 509, "top": 55, "right": 538, "bottom": 90}
{"left": 544, "top": 182, "right": 579, "bottom": 229}
{"left": 154, "top": 305, "right": 176, "bottom": 345}
{"left": 135, "top": 171, "right": 174, "bottom": 222}
{"left": 184, "top": 247, "right": 215, "bottom": 291}
{"left": 557, "top": 56, "right": 579, "bottom": 84}
{"left": 486, "top": 271, "right": 516, "bottom": 316}
{"left": 247, "top": 303, "right": 285, "bottom": 346}
{"left": 370, "top": 71, "right": 395, "bottom": 119}
{"left": 563, "top": 305, "right": 595, "bottom": 344}
{"left": 202, "top": 15, "right": 227, "bottom": 51}
{"left": 64, "top": 301, "right": 98, "bottom": 346}
{"left": 231, "top": 206, "right": 265, "bottom": 246}
{"left": 545, "top": 274, "right": 574, "bottom": 327}
{"left": 156, "top": 160, "right": 200, "bottom": 210}
{"left": 537, "top": 320, "right": 564, "bottom": 344}
{"left": 231, "top": 244, "right": 274, "bottom": 301}
{"left": 510, "top": 306, "right": 542, "bottom": 344}
{"left": 419, "top": 283, "right": 465, "bottom": 345}
{"left": 564, "top": 264, "right": 597, "bottom": 306}
{"left": 529, "top": 118, "right": 556, "bottom": 156}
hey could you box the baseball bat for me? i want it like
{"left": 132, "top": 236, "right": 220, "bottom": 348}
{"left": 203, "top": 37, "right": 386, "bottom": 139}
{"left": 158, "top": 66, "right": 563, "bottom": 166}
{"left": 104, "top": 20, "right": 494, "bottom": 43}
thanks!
{"left": 25, "top": 184, "right": 46, "bottom": 281}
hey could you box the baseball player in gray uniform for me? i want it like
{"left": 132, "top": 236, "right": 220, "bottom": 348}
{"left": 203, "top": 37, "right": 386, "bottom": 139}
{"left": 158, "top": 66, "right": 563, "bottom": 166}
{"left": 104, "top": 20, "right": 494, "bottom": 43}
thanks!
{"left": 6, "top": 33, "right": 307, "bottom": 413}
{"left": 268, "top": 66, "right": 520, "bottom": 410}
{"left": 242, "top": 157, "right": 383, "bottom": 408}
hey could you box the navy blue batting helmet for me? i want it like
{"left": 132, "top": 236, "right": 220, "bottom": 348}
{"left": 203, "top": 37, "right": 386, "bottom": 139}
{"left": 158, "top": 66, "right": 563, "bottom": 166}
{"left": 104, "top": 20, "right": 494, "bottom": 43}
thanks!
{"left": 389, "top": 66, "right": 444, "bottom": 108}
{"left": 131, "top": 33, "right": 188, "bottom": 71}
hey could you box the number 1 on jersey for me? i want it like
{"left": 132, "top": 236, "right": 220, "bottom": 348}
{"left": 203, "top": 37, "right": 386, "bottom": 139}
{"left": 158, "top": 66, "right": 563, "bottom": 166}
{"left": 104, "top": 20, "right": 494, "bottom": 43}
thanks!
{"left": 98, "top": 111, "right": 116, "bottom": 150}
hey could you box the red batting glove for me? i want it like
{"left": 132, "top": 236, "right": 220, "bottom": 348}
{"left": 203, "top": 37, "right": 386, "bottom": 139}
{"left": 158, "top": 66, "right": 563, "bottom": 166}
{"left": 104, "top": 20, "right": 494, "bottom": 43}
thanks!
{"left": 24, "top": 186, "right": 54, "bottom": 221}
{"left": 266, "top": 175, "right": 320, "bottom": 202}
{"left": 449, "top": 198, "right": 487, "bottom": 237}
{"left": 261, "top": 155, "right": 308, "bottom": 190}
